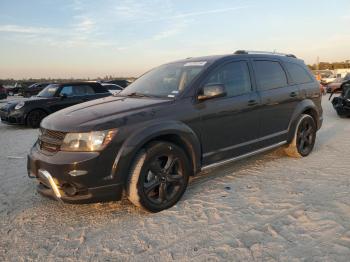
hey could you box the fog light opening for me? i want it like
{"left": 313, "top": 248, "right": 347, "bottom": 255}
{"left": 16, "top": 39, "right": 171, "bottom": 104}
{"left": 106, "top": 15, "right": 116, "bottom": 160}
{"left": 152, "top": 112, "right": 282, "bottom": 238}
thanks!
{"left": 62, "top": 183, "right": 78, "bottom": 197}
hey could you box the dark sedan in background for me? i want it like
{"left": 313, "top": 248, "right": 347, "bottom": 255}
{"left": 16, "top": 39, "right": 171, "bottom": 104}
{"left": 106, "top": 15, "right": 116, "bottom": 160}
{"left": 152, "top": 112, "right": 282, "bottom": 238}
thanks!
{"left": 0, "top": 82, "right": 111, "bottom": 128}
{"left": 20, "top": 82, "right": 51, "bottom": 97}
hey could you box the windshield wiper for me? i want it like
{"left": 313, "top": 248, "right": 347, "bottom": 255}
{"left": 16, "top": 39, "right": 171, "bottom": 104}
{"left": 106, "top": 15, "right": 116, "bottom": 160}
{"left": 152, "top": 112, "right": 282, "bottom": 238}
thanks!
{"left": 123, "top": 92, "right": 163, "bottom": 98}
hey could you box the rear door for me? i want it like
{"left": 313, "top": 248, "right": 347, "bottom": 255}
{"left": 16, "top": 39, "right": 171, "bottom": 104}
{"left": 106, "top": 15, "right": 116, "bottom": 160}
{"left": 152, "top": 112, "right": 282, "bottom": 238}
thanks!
{"left": 252, "top": 59, "right": 300, "bottom": 147}
{"left": 197, "top": 60, "right": 261, "bottom": 165}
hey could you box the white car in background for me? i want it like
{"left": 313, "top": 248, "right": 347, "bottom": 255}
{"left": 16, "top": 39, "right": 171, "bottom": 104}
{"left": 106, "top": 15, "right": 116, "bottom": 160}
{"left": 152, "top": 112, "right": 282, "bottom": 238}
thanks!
{"left": 321, "top": 75, "right": 337, "bottom": 84}
{"left": 101, "top": 83, "right": 124, "bottom": 95}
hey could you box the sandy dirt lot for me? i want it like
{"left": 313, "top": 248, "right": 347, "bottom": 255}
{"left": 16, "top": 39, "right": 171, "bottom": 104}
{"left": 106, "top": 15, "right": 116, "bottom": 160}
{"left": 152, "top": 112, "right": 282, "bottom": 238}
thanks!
{"left": 0, "top": 96, "right": 350, "bottom": 261}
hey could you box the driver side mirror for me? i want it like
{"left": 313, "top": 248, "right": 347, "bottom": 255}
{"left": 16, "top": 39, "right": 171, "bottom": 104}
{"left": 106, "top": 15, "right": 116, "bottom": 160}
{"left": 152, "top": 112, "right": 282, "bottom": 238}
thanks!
{"left": 198, "top": 84, "right": 227, "bottom": 101}
{"left": 59, "top": 93, "right": 67, "bottom": 100}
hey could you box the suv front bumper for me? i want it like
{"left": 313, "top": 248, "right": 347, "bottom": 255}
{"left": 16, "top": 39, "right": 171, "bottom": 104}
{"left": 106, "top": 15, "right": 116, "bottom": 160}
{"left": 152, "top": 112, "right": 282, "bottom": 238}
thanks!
{"left": 27, "top": 144, "right": 124, "bottom": 204}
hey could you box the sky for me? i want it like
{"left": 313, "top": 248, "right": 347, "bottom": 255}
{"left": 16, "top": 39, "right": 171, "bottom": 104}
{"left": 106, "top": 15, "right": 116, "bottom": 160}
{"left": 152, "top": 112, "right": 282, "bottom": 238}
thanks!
{"left": 0, "top": 0, "right": 349, "bottom": 79}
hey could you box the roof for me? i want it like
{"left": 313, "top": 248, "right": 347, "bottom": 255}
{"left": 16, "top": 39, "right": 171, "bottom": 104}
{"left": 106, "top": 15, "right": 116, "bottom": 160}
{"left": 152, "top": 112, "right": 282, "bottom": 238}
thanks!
{"left": 171, "top": 51, "right": 303, "bottom": 66}
{"left": 58, "top": 81, "right": 101, "bottom": 86}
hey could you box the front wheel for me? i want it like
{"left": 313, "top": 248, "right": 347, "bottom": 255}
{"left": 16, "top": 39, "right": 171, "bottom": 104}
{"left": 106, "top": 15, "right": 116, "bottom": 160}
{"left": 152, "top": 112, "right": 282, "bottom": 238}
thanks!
{"left": 284, "top": 114, "right": 316, "bottom": 158}
{"left": 126, "top": 142, "right": 190, "bottom": 212}
{"left": 26, "top": 110, "right": 47, "bottom": 128}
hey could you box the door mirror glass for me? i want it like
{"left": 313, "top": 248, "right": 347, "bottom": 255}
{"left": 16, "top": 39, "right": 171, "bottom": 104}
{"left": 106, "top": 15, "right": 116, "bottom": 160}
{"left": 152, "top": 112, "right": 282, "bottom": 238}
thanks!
{"left": 198, "top": 84, "right": 226, "bottom": 101}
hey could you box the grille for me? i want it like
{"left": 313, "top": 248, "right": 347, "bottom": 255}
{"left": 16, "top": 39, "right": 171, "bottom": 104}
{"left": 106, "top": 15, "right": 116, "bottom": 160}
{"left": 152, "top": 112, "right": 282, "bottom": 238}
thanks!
{"left": 38, "top": 128, "right": 66, "bottom": 153}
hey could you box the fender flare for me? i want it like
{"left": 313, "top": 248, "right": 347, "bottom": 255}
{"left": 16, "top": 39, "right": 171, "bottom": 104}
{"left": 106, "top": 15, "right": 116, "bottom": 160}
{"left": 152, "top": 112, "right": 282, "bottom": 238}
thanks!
{"left": 110, "top": 120, "right": 202, "bottom": 184}
{"left": 286, "top": 99, "right": 320, "bottom": 143}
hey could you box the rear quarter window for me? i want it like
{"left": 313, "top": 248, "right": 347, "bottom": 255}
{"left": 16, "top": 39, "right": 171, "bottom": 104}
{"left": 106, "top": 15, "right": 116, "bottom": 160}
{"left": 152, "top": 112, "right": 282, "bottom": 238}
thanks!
{"left": 254, "top": 61, "right": 288, "bottom": 91}
{"left": 285, "top": 62, "right": 313, "bottom": 84}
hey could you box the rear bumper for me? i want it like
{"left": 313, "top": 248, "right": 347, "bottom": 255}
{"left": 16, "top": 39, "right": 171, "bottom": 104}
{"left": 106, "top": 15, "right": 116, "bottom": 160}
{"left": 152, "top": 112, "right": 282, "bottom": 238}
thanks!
{"left": 27, "top": 144, "right": 124, "bottom": 204}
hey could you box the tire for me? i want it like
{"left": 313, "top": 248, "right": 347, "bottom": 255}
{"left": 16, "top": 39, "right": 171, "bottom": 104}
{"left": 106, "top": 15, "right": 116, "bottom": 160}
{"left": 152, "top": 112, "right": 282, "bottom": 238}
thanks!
{"left": 126, "top": 141, "right": 191, "bottom": 212}
{"left": 26, "top": 110, "right": 47, "bottom": 128}
{"left": 284, "top": 114, "right": 316, "bottom": 158}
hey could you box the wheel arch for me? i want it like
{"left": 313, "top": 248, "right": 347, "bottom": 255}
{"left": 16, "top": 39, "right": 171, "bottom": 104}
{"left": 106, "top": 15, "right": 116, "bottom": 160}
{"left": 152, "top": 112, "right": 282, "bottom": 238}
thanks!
{"left": 24, "top": 108, "right": 50, "bottom": 125}
{"left": 111, "top": 121, "right": 202, "bottom": 186}
{"left": 287, "top": 100, "right": 320, "bottom": 143}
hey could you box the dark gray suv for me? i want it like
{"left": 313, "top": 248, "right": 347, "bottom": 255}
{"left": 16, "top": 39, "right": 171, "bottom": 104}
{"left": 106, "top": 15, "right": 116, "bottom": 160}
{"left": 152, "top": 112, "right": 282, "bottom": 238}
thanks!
{"left": 28, "top": 50, "right": 323, "bottom": 212}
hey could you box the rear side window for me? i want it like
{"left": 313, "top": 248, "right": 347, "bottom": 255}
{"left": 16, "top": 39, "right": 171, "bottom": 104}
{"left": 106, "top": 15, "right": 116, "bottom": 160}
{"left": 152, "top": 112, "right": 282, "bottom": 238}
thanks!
{"left": 204, "top": 61, "right": 252, "bottom": 97}
{"left": 285, "top": 62, "right": 313, "bottom": 84}
{"left": 60, "top": 85, "right": 95, "bottom": 97}
{"left": 74, "top": 85, "right": 95, "bottom": 95}
{"left": 254, "top": 61, "right": 288, "bottom": 91}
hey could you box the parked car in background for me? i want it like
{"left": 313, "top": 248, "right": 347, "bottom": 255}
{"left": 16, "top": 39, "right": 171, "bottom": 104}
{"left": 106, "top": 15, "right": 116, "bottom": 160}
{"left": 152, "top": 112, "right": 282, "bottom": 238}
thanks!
{"left": 6, "top": 82, "right": 22, "bottom": 96}
{"left": 0, "top": 85, "right": 8, "bottom": 100}
{"left": 331, "top": 81, "right": 350, "bottom": 117}
{"left": 0, "top": 82, "right": 111, "bottom": 128}
{"left": 103, "top": 79, "right": 131, "bottom": 88}
{"left": 27, "top": 51, "right": 322, "bottom": 212}
{"left": 321, "top": 75, "right": 337, "bottom": 85}
{"left": 101, "top": 83, "right": 124, "bottom": 94}
{"left": 326, "top": 73, "right": 350, "bottom": 93}
{"left": 20, "top": 82, "right": 51, "bottom": 97}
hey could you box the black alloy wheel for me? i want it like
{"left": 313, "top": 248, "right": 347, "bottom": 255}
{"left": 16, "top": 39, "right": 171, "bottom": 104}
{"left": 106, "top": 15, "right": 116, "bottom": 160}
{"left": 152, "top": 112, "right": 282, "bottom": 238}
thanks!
{"left": 296, "top": 115, "right": 316, "bottom": 156}
{"left": 144, "top": 154, "right": 185, "bottom": 205}
{"left": 127, "top": 142, "right": 190, "bottom": 212}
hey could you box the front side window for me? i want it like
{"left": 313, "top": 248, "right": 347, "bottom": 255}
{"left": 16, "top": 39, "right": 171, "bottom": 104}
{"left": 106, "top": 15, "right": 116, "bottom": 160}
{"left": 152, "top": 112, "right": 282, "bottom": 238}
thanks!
{"left": 204, "top": 61, "right": 252, "bottom": 97}
{"left": 119, "top": 62, "right": 205, "bottom": 98}
{"left": 60, "top": 86, "right": 74, "bottom": 96}
{"left": 285, "top": 62, "right": 313, "bottom": 84}
{"left": 254, "top": 61, "right": 288, "bottom": 91}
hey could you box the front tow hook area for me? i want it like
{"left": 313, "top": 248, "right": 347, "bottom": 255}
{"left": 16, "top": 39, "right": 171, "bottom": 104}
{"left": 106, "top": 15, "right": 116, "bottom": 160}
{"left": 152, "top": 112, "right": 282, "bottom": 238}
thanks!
{"left": 38, "top": 169, "right": 62, "bottom": 201}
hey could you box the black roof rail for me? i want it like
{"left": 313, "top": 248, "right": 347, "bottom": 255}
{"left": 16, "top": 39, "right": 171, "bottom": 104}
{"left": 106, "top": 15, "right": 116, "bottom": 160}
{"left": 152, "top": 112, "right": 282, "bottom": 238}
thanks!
{"left": 234, "top": 50, "right": 297, "bottom": 58}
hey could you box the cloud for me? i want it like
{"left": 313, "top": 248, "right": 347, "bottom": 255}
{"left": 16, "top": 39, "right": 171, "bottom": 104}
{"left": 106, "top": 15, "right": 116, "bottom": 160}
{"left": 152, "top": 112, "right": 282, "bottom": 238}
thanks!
{"left": 152, "top": 20, "right": 188, "bottom": 41}
{"left": 73, "top": 16, "right": 96, "bottom": 33}
{"left": 144, "top": 5, "right": 250, "bottom": 23}
{"left": 0, "top": 25, "right": 55, "bottom": 34}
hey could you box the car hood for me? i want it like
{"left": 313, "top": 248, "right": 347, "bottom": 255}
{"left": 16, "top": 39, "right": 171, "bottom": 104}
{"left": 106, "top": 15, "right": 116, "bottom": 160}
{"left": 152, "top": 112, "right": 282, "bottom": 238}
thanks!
{"left": 42, "top": 96, "right": 172, "bottom": 132}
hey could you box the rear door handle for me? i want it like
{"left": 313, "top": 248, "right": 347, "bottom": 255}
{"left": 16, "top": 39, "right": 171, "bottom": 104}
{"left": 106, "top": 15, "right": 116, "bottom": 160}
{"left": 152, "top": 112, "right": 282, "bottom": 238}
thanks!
{"left": 290, "top": 92, "right": 298, "bottom": 97}
{"left": 248, "top": 99, "right": 258, "bottom": 106}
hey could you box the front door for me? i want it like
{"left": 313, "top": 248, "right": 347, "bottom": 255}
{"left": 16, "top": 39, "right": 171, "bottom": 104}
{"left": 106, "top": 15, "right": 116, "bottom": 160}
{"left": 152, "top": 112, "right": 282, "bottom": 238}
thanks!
{"left": 49, "top": 85, "right": 87, "bottom": 112}
{"left": 197, "top": 60, "right": 261, "bottom": 165}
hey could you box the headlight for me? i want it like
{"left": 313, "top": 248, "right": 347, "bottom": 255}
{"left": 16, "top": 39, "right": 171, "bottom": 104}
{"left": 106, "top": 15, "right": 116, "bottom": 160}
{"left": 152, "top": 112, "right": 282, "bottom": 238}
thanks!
{"left": 61, "top": 129, "right": 117, "bottom": 152}
{"left": 15, "top": 101, "right": 25, "bottom": 110}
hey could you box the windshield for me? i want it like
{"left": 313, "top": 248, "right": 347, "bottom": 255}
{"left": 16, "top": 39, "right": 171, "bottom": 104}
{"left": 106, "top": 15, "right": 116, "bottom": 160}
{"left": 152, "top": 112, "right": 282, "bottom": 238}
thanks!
{"left": 119, "top": 62, "right": 206, "bottom": 98}
{"left": 37, "top": 84, "right": 59, "bottom": 97}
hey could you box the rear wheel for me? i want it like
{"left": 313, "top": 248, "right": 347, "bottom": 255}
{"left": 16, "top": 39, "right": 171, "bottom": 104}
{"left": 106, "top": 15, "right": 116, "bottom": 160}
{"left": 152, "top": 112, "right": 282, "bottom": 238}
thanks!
{"left": 26, "top": 110, "right": 47, "bottom": 128}
{"left": 284, "top": 114, "right": 316, "bottom": 158}
{"left": 127, "top": 142, "right": 190, "bottom": 212}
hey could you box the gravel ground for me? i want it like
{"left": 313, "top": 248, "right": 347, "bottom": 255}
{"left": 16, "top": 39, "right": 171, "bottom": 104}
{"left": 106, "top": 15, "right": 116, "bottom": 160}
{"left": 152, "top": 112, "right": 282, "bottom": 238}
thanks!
{"left": 1, "top": 96, "right": 350, "bottom": 261}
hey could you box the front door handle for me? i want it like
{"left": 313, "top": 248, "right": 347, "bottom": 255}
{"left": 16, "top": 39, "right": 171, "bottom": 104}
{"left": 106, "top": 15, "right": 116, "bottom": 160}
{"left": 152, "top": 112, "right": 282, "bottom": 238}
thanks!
{"left": 290, "top": 92, "right": 298, "bottom": 97}
{"left": 248, "top": 99, "right": 258, "bottom": 106}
